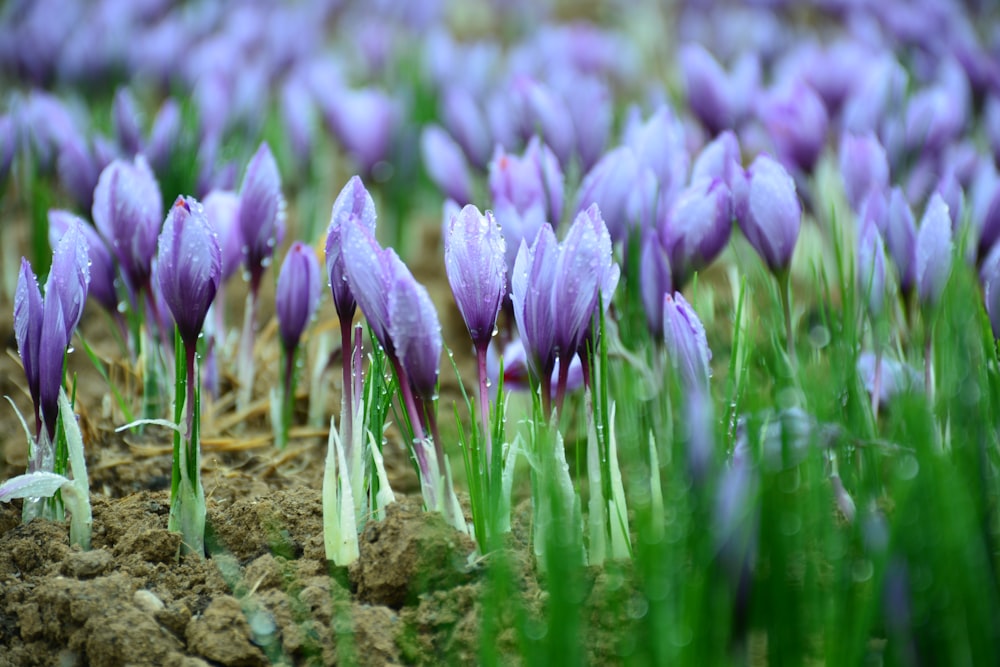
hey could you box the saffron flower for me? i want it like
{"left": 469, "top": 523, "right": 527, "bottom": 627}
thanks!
{"left": 237, "top": 142, "right": 285, "bottom": 294}
{"left": 885, "top": 187, "right": 917, "bottom": 294}
{"left": 421, "top": 124, "right": 473, "bottom": 206}
{"left": 858, "top": 212, "right": 888, "bottom": 320}
{"left": 48, "top": 210, "right": 117, "bottom": 314}
{"left": 92, "top": 155, "right": 163, "bottom": 297}
{"left": 326, "top": 176, "right": 377, "bottom": 322}
{"left": 662, "top": 292, "right": 712, "bottom": 395}
{"left": 639, "top": 228, "right": 673, "bottom": 338}
{"left": 659, "top": 177, "right": 733, "bottom": 287}
{"left": 915, "top": 193, "right": 953, "bottom": 308}
{"left": 157, "top": 197, "right": 222, "bottom": 348}
{"left": 489, "top": 137, "right": 564, "bottom": 228}
{"left": 758, "top": 80, "right": 829, "bottom": 174}
{"left": 734, "top": 154, "right": 802, "bottom": 273}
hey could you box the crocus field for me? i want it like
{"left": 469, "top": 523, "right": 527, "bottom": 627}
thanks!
{"left": 2, "top": 0, "right": 1000, "bottom": 665}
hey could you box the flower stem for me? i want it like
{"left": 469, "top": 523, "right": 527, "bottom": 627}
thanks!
{"left": 778, "top": 269, "right": 796, "bottom": 371}
{"left": 237, "top": 289, "right": 259, "bottom": 410}
{"left": 554, "top": 355, "right": 571, "bottom": 417}
{"left": 340, "top": 312, "right": 354, "bottom": 455}
{"left": 476, "top": 342, "right": 493, "bottom": 463}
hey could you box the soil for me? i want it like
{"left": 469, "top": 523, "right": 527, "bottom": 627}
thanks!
{"left": 0, "top": 223, "right": 636, "bottom": 666}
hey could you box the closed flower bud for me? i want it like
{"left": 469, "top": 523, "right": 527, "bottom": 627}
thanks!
{"left": 326, "top": 176, "right": 377, "bottom": 320}
{"left": 341, "top": 218, "right": 395, "bottom": 354}
{"left": 489, "top": 137, "right": 564, "bottom": 227}
{"left": 48, "top": 210, "right": 116, "bottom": 313}
{"left": 691, "top": 130, "right": 741, "bottom": 187}
{"left": 734, "top": 155, "right": 801, "bottom": 273}
{"left": 758, "top": 80, "right": 829, "bottom": 174}
{"left": 146, "top": 99, "right": 181, "bottom": 175}
{"left": 576, "top": 145, "right": 640, "bottom": 243}
{"left": 112, "top": 87, "right": 143, "bottom": 156}
{"left": 156, "top": 196, "right": 222, "bottom": 346}
{"left": 202, "top": 190, "right": 243, "bottom": 283}
{"left": 389, "top": 270, "right": 443, "bottom": 402}
{"left": 237, "top": 142, "right": 285, "bottom": 289}
{"left": 662, "top": 292, "right": 711, "bottom": 393}
{"left": 92, "top": 155, "right": 163, "bottom": 292}
{"left": 440, "top": 86, "right": 492, "bottom": 169}
{"left": 511, "top": 225, "right": 560, "bottom": 377}
{"left": 513, "top": 76, "right": 574, "bottom": 167}
{"left": 444, "top": 205, "right": 506, "bottom": 349}
{"left": 639, "top": 228, "right": 673, "bottom": 339}
{"left": 679, "top": 43, "right": 738, "bottom": 135}
{"left": 276, "top": 242, "right": 322, "bottom": 353}
{"left": 421, "top": 124, "right": 473, "bottom": 206}
{"left": 659, "top": 177, "right": 732, "bottom": 287}
{"left": 839, "top": 132, "right": 890, "bottom": 213}
{"left": 915, "top": 193, "right": 953, "bottom": 307}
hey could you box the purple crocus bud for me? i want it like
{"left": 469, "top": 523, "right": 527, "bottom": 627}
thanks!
{"left": 389, "top": 270, "right": 442, "bottom": 402}
{"left": 659, "top": 177, "right": 733, "bottom": 287}
{"left": 624, "top": 105, "right": 690, "bottom": 206}
{"left": 279, "top": 77, "right": 317, "bottom": 171}
{"left": 56, "top": 133, "right": 100, "bottom": 212}
{"left": 420, "top": 125, "right": 473, "bottom": 206}
{"left": 113, "top": 87, "right": 144, "bottom": 156}
{"left": 935, "top": 170, "right": 965, "bottom": 232}
{"left": 757, "top": 80, "right": 829, "bottom": 174}
{"left": 662, "top": 292, "right": 712, "bottom": 393}
{"left": 341, "top": 219, "right": 395, "bottom": 354}
{"left": 156, "top": 197, "right": 222, "bottom": 346}
{"left": 48, "top": 210, "right": 116, "bottom": 313}
{"left": 202, "top": 190, "right": 243, "bottom": 283}
{"left": 326, "top": 176, "right": 377, "bottom": 320}
{"left": 237, "top": 142, "right": 285, "bottom": 292}
{"left": 986, "top": 95, "right": 1000, "bottom": 167}
{"left": 904, "top": 85, "right": 964, "bottom": 159}
{"left": 444, "top": 205, "right": 506, "bottom": 349}
{"left": 733, "top": 155, "right": 802, "bottom": 273}
{"left": 92, "top": 155, "right": 163, "bottom": 293}
{"left": 691, "top": 130, "right": 741, "bottom": 187}
{"left": 513, "top": 76, "right": 574, "bottom": 167}
{"left": 886, "top": 187, "right": 917, "bottom": 293}
{"left": 915, "top": 193, "right": 953, "bottom": 307}
{"left": 639, "top": 228, "right": 672, "bottom": 338}
{"left": 679, "top": 43, "right": 737, "bottom": 135}
{"left": 489, "top": 339, "right": 584, "bottom": 399}
{"left": 15, "top": 259, "right": 44, "bottom": 424}
{"left": 489, "top": 137, "right": 564, "bottom": 226}
{"left": 511, "top": 224, "right": 559, "bottom": 378}
{"left": 857, "top": 215, "right": 887, "bottom": 319}
{"left": 575, "top": 146, "right": 640, "bottom": 244}
{"left": 552, "top": 205, "right": 616, "bottom": 362}
{"left": 276, "top": 241, "right": 322, "bottom": 353}
{"left": 839, "top": 132, "right": 890, "bottom": 213}
{"left": 146, "top": 99, "right": 181, "bottom": 175}
{"left": 325, "top": 87, "right": 396, "bottom": 175}
{"left": 440, "top": 86, "right": 492, "bottom": 169}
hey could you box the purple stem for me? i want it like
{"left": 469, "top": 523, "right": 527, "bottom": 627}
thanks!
{"left": 390, "top": 357, "right": 431, "bottom": 474}
{"left": 475, "top": 342, "right": 493, "bottom": 463}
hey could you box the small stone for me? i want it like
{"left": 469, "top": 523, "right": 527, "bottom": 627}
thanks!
{"left": 134, "top": 589, "right": 166, "bottom": 614}
{"left": 61, "top": 549, "right": 112, "bottom": 578}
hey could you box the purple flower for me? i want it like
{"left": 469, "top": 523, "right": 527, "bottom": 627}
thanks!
{"left": 489, "top": 137, "right": 564, "bottom": 227}
{"left": 623, "top": 105, "right": 690, "bottom": 207}
{"left": 146, "top": 99, "right": 181, "bottom": 175}
{"left": 839, "top": 132, "right": 890, "bottom": 214}
{"left": 48, "top": 210, "right": 116, "bottom": 313}
{"left": 757, "top": 80, "right": 829, "bottom": 174}
{"left": 512, "top": 76, "right": 574, "bottom": 167}
{"left": 489, "top": 339, "right": 583, "bottom": 399}
{"left": 440, "top": 86, "right": 492, "bottom": 169}
{"left": 389, "top": 270, "right": 442, "bottom": 402}
{"left": 202, "top": 190, "right": 243, "bottom": 282}
{"left": 511, "top": 224, "right": 560, "bottom": 378}
{"left": 575, "top": 146, "right": 641, "bottom": 243}
{"left": 56, "top": 133, "right": 100, "bottom": 212}
{"left": 326, "top": 176, "right": 377, "bottom": 321}
{"left": 112, "top": 87, "right": 143, "bottom": 156}
{"left": 341, "top": 218, "right": 396, "bottom": 354}
{"left": 659, "top": 177, "right": 733, "bottom": 287}
{"left": 16, "top": 220, "right": 90, "bottom": 444}
{"left": 420, "top": 124, "right": 473, "bottom": 206}
{"left": 92, "top": 155, "right": 164, "bottom": 293}
{"left": 691, "top": 130, "right": 742, "bottom": 187}
{"left": 444, "top": 205, "right": 506, "bottom": 349}
{"left": 733, "top": 155, "right": 802, "bottom": 273}
{"left": 680, "top": 43, "right": 747, "bottom": 135}
{"left": 857, "top": 215, "right": 887, "bottom": 319}
{"left": 276, "top": 241, "right": 322, "bottom": 353}
{"left": 915, "top": 193, "right": 953, "bottom": 307}
{"left": 279, "top": 77, "right": 317, "bottom": 171}
{"left": 663, "top": 292, "right": 711, "bottom": 393}
{"left": 156, "top": 197, "right": 222, "bottom": 346}
{"left": 237, "top": 142, "right": 285, "bottom": 291}
{"left": 324, "top": 86, "right": 396, "bottom": 175}
{"left": 639, "top": 228, "right": 673, "bottom": 338}
{"left": 886, "top": 187, "right": 917, "bottom": 293}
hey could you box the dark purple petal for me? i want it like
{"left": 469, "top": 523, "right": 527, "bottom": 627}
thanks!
{"left": 112, "top": 87, "right": 144, "bottom": 156}
{"left": 341, "top": 218, "right": 393, "bottom": 353}
{"left": 624, "top": 106, "right": 689, "bottom": 204}
{"left": 440, "top": 86, "right": 492, "bottom": 169}
{"left": 575, "top": 146, "right": 640, "bottom": 244}
{"left": 734, "top": 155, "right": 801, "bottom": 273}
{"left": 489, "top": 137, "right": 564, "bottom": 225}
{"left": 691, "top": 130, "right": 741, "bottom": 187}
{"left": 14, "top": 258, "right": 43, "bottom": 416}
{"left": 511, "top": 225, "right": 559, "bottom": 377}
{"left": 326, "top": 176, "right": 377, "bottom": 320}
{"left": 44, "top": 215, "right": 91, "bottom": 338}
{"left": 421, "top": 125, "right": 473, "bottom": 206}
{"left": 49, "top": 210, "right": 116, "bottom": 313}
{"left": 886, "top": 187, "right": 917, "bottom": 293}
{"left": 276, "top": 241, "right": 322, "bottom": 352}
{"left": 839, "top": 132, "right": 890, "bottom": 213}
{"left": 659, "top": 177, "right": 732, "bottom": 286}
{"left": 146, "top": 99, "right": 181, "bottom": 175}
{"left": 680, "top": 43, "right": 737, "bottom": 135}
{"left": 37, "top": 287, "right": 68, "bottom": 441}
{"left": 389, "top": 271, "right": 442, "bottom": 402}
{"left": 758, "top": 80, "right": 828, "bottom": 174}
{"left": 639, "top": 228, "right": 672, "bottom": 338}
{"left": 157, "top": 196, "right": 222, "bottom": 346}
{"left": 56, "top": 133, "right": 99, "bottom": 211}
{"left": 513, "top": 77, "right": 574, "bottom": 167}
{"left": 552, "top": 207, "right": 604, "bottom": 361}
{"left": 444, "top": 205, "right": 506, "bottom": 348}
{"left": 237, "top": 142, "right": 285, "bottom": 285}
